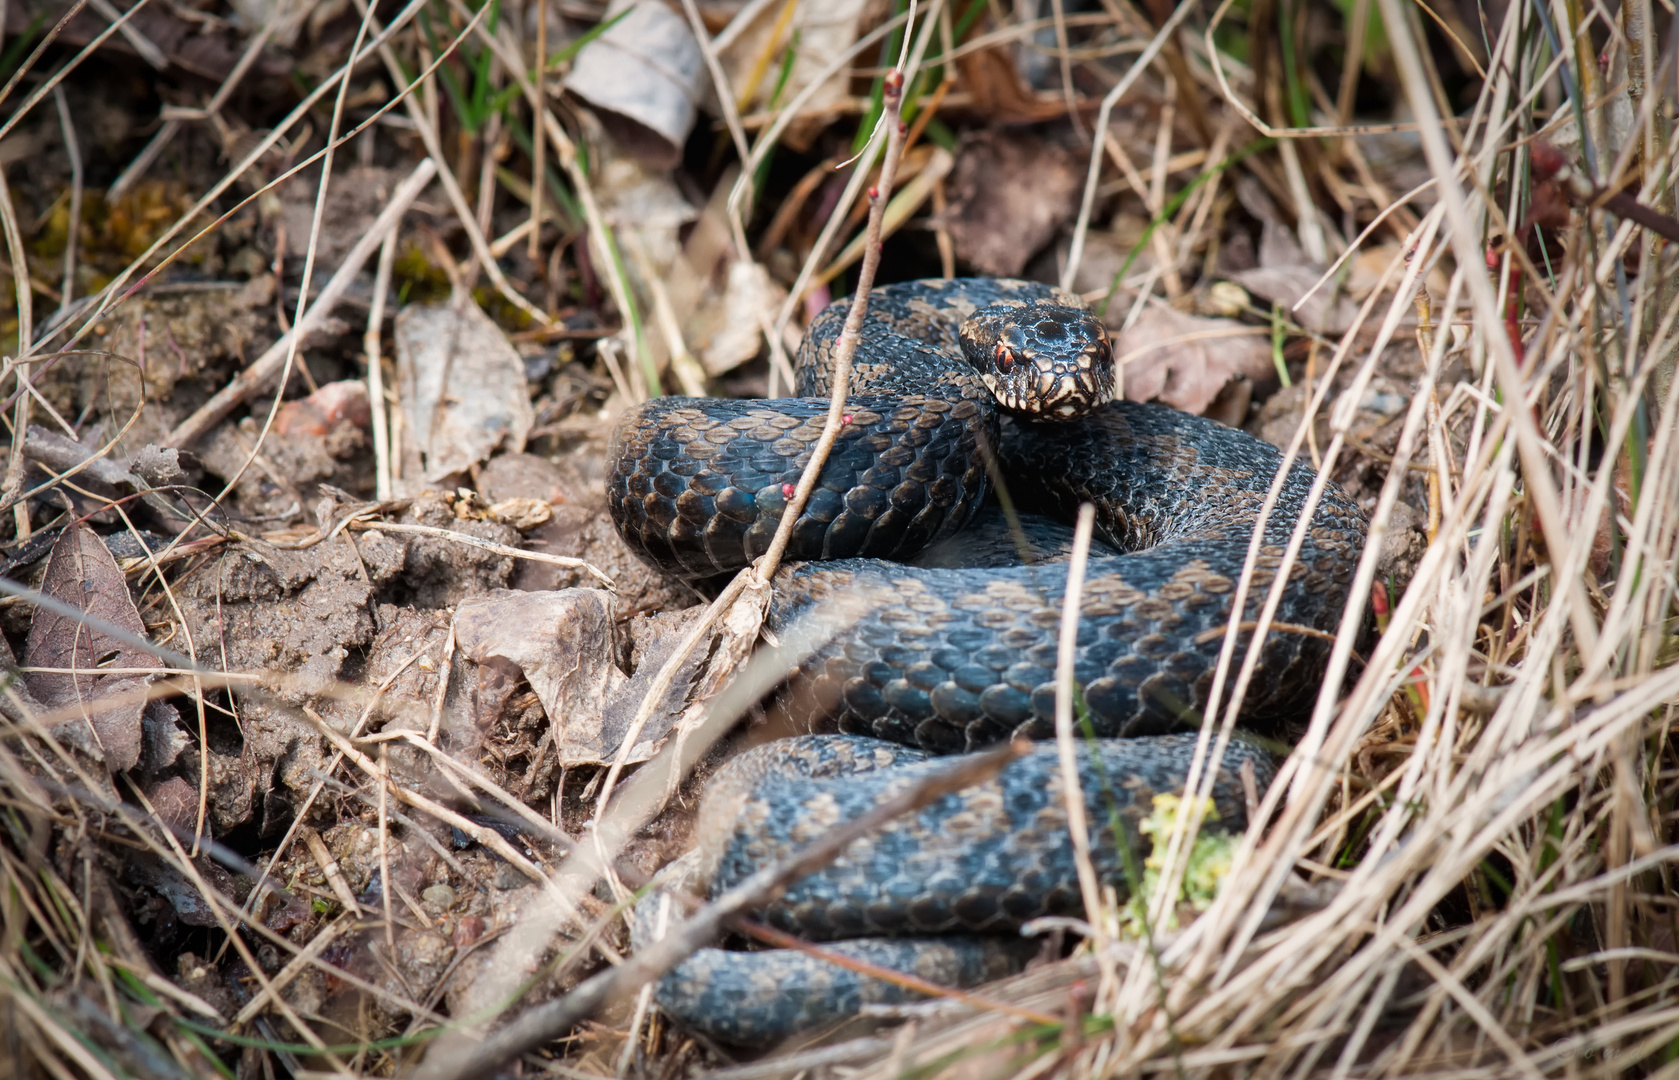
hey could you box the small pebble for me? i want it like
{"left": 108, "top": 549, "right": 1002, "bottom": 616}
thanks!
{"left": 1360, "top": 390, "right": 1408, "bottom": 418}
{"left": 453, "top": 915, "right": 487, "bottom": 948}
{"left": 421, "top": 884, "right": 457, "bottom": 909}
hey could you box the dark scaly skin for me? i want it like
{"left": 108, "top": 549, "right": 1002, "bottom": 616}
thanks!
{"left": 634, "top": 734, "right": 1274, "bottom": 1046}
{"left": 771, "top": 403, "right": 1367, "bottom": 752}
{"left": 645, "top": 925, "right": 1034, "bottom": 1047}
{"left": 701, "top": 735, "right": 1273, "bottom": 938}
{"left": 608, "top": 279, "right": 1368, "bottom": 1044}
{"left": 608, "top": 279, "right": 1100, "bottom": 578}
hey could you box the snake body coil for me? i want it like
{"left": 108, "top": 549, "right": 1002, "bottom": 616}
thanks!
{"left": 607, "top": 279, "right": 1367, "bottom": 1044}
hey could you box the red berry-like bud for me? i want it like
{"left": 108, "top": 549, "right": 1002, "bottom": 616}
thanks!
{"left": 781, "top": 483, "right": 795, "bottom": 498}
{"left": 868, "top": 186, "right": 879, "bottom": 200}
{"left": 842, "top": 414, "right": 853, "bottom": 424}
{"left": 1530, "top": 140, "right": 1567, "bottom": 181}
{"left": 1485, "top": 247, "right": 1500, "bottom": 269}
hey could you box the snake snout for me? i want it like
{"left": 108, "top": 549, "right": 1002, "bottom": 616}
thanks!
{"left": 966, "top": 301, "right": 1116, "bottom": 421}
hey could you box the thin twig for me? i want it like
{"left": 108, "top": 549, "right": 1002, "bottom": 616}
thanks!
{"left": 528, "top": 0, "right": 546, "bottom": 264}
{"left": 366, "top": 228, "right": 399, "bottom": 501}
{"left": 588, "top": 50, "right": 916, "bottom": 820}
{"left": 1052, "top": 504, "right": 1110, "bottom": 961}
{"left": 0, "top": 161, "right": 34, "bottom": 533}
{"left": 752, "top": 67, "right": 910, "bottom": 582}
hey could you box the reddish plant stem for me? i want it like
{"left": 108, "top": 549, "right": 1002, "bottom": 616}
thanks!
{"left": 751, "top": 71, "right": 910, "bottom": 585}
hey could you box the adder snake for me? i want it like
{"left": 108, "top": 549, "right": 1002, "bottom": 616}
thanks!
{"left": 606, "top": 279, "right": 1367, "bottom": 1044}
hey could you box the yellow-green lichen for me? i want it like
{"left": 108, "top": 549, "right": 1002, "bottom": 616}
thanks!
{"left": 1123, "top": 793, "right": 1239, "bottom": 935}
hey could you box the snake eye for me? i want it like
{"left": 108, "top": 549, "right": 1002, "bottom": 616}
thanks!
{"left": 994, "top": 344, "right": 1015, "bottom": 373}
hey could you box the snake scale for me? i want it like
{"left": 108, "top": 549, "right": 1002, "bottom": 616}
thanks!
{"left": 606, "top": 279, "right": 1368, "bottom": 1044}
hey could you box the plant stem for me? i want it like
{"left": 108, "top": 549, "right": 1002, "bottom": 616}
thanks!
{"left": 752, "top": 67, "right": 910, "bottom": 584}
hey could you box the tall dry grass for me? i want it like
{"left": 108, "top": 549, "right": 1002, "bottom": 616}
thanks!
{"left": 0, "top": 0, "right": 1675, "bottom": 1077}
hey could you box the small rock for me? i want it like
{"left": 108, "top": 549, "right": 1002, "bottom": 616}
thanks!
{"left": 1200, "top": 281, "right": 1250, "bottom": 318}
{"left": 452, "top": 915, "right": 487, "bottom": 948}
{"left": 421, "top": 884, "right": 457, "bottom": 910}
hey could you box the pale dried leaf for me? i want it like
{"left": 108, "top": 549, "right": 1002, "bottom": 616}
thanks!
{"left": 687, "top": 260, "right": 786, "bottom": 376}
{"left": 395, "top": 299, "right": 534, "bottom": 483}
{"left": 1227, "top": 264, "right": 1361, "bottom": 336}
{"left": 599, "top": 157, "right": 698, "bottom": 268}
{"left": 564, "top": 0, "right": 705, "bottom": 168}
{"left": 1114, "top": 306, "right": 1274, "bottom": 418}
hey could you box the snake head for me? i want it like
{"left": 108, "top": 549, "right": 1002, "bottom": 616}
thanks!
{"left": 960, "top": 301, "right": 1116, "bottom": 420}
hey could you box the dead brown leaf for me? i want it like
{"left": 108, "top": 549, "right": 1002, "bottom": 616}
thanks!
{"left": 943, "top": 131, "right": 1082, "bottom": 277}
{"left": 453, "top": 588, "right": 694, "bottom": 766}
{"left": 1114, "top": 305, "right": 1274, "bottom": 420}
{"left": 24, "top": 525, "right": 159, "bottom": 772}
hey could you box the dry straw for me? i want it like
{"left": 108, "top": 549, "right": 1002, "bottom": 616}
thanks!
{"left": 0, "top": 0, "right": 1676, "bottom": 1077}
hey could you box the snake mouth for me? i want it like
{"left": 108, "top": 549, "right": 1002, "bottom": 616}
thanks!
{"left": 981, "top": 351, "right": 1114, "bottom": 421}
{"left": 965, "top": 300, "right": 1116, "bottom": 420}
{"left": 980, "top": 370, "right": 1105, "bottom": 419}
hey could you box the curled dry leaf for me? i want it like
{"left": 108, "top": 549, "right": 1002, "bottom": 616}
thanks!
{"left": 23, "top": 524, "right": 159, "bottom": 772}
{"left": 564, "top": 0, "right": 706, "bottom": 169}
{"left": 686, "top": 259, "right": 787, "bottom": 376}
{"left": 395, "top": 299, "right": 534, "bottom": 483}
{"left": 666, "top": 162, "right": 787, "bottom": 378}
{"left": 1114, "top": 305, "right": 1275, "bottom": 420}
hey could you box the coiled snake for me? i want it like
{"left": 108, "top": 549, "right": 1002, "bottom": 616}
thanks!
{"left": 607, "top": 279, "right": 1367, "bottom": 1044}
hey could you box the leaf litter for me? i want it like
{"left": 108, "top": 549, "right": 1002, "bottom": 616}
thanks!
{"left": 23, "top": 523, "right": 158, "bottom": 772}
{"left": 0, "top": 1, "right": 1674, "bottom": 1078}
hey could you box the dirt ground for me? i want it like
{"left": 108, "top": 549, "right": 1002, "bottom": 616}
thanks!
{"left": 2, "top": 0, "right": 1676, "bottom": 1077}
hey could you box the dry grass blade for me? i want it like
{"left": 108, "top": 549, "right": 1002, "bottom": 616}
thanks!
{"left": 1052, "top": 505, "right": 1112, "bottom": 971}
{"left": 5, "top": 1, "right": 1679, "bottom": 1077}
